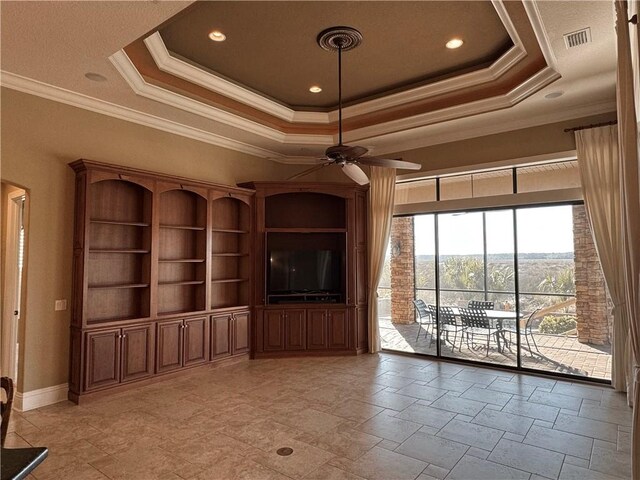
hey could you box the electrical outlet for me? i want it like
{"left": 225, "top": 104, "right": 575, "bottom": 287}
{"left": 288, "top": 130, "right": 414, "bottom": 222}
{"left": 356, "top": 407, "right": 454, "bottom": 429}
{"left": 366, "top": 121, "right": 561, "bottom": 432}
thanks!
{"left": 55, "top": 299, "right": 67, "bottom": 311}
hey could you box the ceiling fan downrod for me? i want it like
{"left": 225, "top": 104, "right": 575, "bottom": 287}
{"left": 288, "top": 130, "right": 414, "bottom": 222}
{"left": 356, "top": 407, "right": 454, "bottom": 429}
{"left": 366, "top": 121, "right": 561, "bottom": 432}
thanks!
{"left": 317, "top": 26, "right": 363, "bottom": 148}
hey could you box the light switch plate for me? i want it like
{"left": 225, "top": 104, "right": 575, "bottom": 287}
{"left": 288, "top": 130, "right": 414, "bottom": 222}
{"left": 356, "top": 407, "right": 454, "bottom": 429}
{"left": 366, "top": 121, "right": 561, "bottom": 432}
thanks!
{"left": 55, "top": 299, "right": 67, "bottom": 311}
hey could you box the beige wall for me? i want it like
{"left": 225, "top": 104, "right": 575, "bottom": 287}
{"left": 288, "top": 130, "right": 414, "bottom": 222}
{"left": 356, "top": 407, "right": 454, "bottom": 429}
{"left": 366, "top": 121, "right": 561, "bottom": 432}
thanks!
{"left": 389, "top": 113, "right": 617, "bottom": 173}
{"left": 0, "top": 86, "right": 617, "bottom": 394}
{"left": 0, "top": 88, "right": 303, "bottom": 393}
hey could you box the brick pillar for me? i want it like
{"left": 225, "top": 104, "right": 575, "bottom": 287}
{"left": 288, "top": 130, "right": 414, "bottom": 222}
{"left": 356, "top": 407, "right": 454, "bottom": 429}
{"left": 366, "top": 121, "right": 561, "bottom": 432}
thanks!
{"left": 573, "top": 205, "right": 612, "bottom": 345}
{"left": 390, "top": 217, "right": 415, "bottom": 324}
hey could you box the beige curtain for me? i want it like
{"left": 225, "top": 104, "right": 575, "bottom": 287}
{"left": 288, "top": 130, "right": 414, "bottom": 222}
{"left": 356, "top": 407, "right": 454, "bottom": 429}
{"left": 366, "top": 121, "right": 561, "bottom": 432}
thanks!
{"left": 615, "top": 1, "right": 640, "bottom": 477}
{"left": 575, "top": 125, "right": 629, "bottom": 392}
{"left": 367, "top": 167, "right": 396, "bottom": 353}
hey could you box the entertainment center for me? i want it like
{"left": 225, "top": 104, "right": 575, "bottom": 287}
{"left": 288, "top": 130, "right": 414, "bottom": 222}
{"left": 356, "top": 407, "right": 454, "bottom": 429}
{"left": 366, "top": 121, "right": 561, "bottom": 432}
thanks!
{"left": 69, "top": 162, "right": 368, "bottom": 402}
{"left": 241, "top": 182, "right": 369, "bottom": 357}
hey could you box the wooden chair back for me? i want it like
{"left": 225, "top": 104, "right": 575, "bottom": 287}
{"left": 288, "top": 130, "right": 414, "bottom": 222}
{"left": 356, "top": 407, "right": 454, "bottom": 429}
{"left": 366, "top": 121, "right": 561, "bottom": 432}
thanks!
{"left": 1, "top": 376, "right": 15, "bottom": 446}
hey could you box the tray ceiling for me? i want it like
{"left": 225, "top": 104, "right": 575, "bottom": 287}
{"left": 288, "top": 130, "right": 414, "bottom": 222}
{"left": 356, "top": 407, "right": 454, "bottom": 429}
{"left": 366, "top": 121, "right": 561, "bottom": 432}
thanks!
{"left": 158, "top": 1, "right": 513, "bottom": 109}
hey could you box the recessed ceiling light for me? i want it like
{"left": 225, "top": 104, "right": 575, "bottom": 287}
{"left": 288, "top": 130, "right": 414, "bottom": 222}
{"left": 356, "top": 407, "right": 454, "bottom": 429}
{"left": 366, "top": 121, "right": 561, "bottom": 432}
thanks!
{"left": 208, "top": 30, "right": 226, "bottom": 42}
{"left": 84, "top": 72, "right": 107, "bottom": 82}
{"left": 446, "top": 38, "right": 464, "bottom": 49}
{"left": 545, "top": 91, "right": 564, "bottom": 99}
{"left": 309, "top": 86, "right": 322, "bottom": 93}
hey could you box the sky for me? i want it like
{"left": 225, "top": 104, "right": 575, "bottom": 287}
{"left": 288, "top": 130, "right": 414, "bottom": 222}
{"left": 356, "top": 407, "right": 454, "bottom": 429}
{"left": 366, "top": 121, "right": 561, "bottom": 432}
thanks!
{"left": 412, "top": 205, "right": 575, "bottom": 256}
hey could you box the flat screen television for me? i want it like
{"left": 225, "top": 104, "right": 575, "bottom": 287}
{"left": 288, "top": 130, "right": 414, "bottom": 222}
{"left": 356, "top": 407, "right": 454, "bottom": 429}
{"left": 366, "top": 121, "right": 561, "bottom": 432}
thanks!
{"left": 268, "top": 250, "right": 342, "bottom": 294}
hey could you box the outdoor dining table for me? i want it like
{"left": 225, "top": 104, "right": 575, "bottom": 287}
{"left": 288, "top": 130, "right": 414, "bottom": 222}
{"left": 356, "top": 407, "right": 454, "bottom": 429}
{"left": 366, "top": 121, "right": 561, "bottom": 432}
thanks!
{"left": 448, "top": 307, "right": 522, "bottom": 352}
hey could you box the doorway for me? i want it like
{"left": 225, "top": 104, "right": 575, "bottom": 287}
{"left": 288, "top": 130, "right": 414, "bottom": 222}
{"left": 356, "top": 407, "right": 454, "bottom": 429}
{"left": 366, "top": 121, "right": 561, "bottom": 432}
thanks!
{"left": 1, "top": 182, "right": 27, "bottom": 385}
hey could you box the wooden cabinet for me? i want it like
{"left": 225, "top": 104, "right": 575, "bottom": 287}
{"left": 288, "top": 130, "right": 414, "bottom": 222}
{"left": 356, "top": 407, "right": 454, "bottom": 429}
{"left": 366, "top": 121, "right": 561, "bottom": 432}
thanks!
{"left": 157, "top": 317, "right": 209, "bottom": 373}
{"left": 285, "top": 310, "right": 306, "bottom": 350}
{"left": 69, "top": 160, "right": 255, "bottom": 403}
{"left": 242, "top": 182, "right": 368, "bottom": 358}
{"left": 85, "top": 324, "right": 154, "bottom": 391}
{"left": 210, "top": 310, "right": 250, "bottom": 359}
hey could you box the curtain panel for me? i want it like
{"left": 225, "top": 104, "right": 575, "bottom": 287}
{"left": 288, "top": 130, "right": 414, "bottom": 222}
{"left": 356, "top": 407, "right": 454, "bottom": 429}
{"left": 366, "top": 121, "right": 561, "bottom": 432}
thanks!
{"left": 367, "top": 167, "right": 396, "bottom": 353}
{"left": 575, "top": 125, "right": 629, "bottom": 392}
{"left": 615, "top": 1, "right": 640, "bottom": 478}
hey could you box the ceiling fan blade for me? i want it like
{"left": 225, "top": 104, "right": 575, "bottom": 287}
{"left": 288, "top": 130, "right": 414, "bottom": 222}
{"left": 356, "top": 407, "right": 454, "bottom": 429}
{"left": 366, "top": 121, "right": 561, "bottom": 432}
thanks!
{"left": 342, "top": 164, "right": 370, "bottom": 185}
{"left": 356, "top": 156, "right": 422, "bottom": 170}
{"left": 286, "top": 162, "right": 332, "bottom": 181}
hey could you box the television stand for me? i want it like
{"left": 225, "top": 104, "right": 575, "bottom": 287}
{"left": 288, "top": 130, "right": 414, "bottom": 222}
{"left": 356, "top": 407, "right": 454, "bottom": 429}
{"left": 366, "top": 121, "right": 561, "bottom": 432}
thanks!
{"left": 268, "top": 293, "right": 342, "bottom": 304}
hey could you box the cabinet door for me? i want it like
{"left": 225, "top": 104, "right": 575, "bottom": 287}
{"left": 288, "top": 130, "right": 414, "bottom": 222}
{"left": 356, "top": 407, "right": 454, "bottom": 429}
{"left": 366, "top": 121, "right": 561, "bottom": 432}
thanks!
{"left": 328, "top": 309, "right": 349, "bottom": 349}
{"left": 120, "top": 324, "right": 155, "bottom": 383}
{"left": 184, "top": 317, "right": 209, "bottom": 366}
{"left": 232, "top": 311, "right": 250, "bottom": 355}
{"left": 285, "top": 309, "right": 306, "bottom": 350}
{"left": 157, "top": 320, "right": 183, "bottom": 373}
{"left": 263, "top": 310, "right": 285, "bottom": 351}
{"left": 211, "top": 314, "right": 231, "bottom": 360}
{"left": 307, "top": 310, "right": 327, "bottom": 350}
{"left": 85, "top": 329, "right": 121, "bottom": 391}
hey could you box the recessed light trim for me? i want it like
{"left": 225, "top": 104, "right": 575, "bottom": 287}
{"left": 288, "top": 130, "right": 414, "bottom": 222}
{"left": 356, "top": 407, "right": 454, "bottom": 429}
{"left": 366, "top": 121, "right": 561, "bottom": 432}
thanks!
{"left": 309, "top": 86, "right": 322, "bottom": 93}
{"left": 446, "top": 38, "right": 464, "bottom": 49}
{"left": 84, "top": 72, "right": 107, "bottom": 82}
{"left": 208, "top": 30, "right": 226, "bottom": 42}
{"left": 545, "top": 91, "right": 564, "bottom": 99}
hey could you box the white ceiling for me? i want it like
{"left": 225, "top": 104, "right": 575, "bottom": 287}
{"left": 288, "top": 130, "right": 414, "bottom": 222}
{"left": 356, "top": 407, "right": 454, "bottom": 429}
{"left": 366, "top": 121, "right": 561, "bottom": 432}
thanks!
{"left": 0, "top": 1, "right": 616, "bottom": 161}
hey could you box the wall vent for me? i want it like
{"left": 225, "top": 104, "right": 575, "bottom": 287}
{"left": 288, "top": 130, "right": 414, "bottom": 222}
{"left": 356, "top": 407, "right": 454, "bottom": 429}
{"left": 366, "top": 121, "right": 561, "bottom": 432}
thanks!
{"left": 563, "top": 28, "right": 591, "bottom": 49}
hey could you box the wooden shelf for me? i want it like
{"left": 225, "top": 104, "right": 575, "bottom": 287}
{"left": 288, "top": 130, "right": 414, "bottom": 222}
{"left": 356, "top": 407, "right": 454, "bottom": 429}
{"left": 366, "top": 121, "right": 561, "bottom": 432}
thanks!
{"left": 157, "top": 309, "right": 206, "bottom": 317}
{"left": 160, "top": 224, "right": 205, "bottom": 231}
{"left": 88, "top": 283, "right": 149, "bottom": 290}
{"left": 90, "top": 249, "right": 150, "bottom": 254}
{"left": 211, "top": 278, "right": 248, "bottom": 284}
{"left": 90, "top": 219, "right": 150, "bottom": 227}
{"left": 265, "top": 228, "right": 347, "bottom": 233}
{"left": 159, "top": 281, "right": 205, "bottom": 286}
{"left": 212, "top": 253, "right": 248, "bottom": 257}
{"left": 158, "top": 258, "right": 205, "bottom": 263}
{"left": 211, "top": 228, "right": 249, "bottom": 234}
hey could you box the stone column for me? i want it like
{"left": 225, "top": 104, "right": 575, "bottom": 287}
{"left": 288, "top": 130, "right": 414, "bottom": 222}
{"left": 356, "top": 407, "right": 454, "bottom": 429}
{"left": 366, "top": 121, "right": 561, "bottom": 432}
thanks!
{"left": 573, "top": 205, "right": 611, "bottom": 345}
{"left": 390, "top": 217, "right": 415, "bottom": 324}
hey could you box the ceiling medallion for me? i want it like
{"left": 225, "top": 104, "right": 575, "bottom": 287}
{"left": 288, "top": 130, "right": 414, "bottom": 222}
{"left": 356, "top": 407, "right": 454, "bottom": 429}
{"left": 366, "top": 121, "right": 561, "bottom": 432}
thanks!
{"left": 317, "top": 26, "right": 363, "bottom": 52}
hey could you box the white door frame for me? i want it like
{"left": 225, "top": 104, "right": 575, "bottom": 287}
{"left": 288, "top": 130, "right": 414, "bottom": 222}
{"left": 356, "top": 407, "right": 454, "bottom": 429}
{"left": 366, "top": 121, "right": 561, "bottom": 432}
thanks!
{"left": 2, "top": 188, "right": 26, "bottom": 381}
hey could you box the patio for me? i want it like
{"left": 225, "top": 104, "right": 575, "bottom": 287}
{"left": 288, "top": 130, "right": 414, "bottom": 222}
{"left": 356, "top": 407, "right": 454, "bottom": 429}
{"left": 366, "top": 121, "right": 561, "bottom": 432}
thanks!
{"left": 379, "top": 316, "right": 612, "bottom": 380}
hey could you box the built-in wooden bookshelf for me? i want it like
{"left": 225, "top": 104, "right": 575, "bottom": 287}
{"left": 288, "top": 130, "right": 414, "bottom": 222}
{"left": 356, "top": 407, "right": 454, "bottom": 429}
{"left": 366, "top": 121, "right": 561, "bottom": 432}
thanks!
{"left": 211, "top": 196, "right": 250, "bottom": 309}
{"left": 157, "top": 189, "right": 207, "bottom": 315}
{"left": 86, "top": 179, "right": 152, "bottom": 324}
{"left": 69, "top": 160, "right": 254, "bottom": 403}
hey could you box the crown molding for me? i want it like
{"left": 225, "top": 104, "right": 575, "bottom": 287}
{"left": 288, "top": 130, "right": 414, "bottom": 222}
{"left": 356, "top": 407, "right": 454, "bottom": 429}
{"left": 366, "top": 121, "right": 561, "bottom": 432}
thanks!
{"left": 145, "top": 32, "right": 329, "bottom": 124}
{"left": 0, "top": 70, "right": 286, "bottom": 160}
{"left": 143, "top": 7, "right": 528, "bottom": 124}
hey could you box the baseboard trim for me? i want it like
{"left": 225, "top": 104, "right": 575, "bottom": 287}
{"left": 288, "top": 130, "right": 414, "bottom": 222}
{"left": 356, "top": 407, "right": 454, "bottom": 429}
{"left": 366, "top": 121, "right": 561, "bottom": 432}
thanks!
{"left": 14, "top": 383, "right": 69, "bottom": 412}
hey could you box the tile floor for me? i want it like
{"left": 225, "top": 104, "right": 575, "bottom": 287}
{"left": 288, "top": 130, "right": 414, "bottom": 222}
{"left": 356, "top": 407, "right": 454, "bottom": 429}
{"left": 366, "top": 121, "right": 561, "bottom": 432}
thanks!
{"left": 380, "top": 318, "right": 612, "bottom": 380}
{"left": 5, "top": 353, "right": 632, "bottom": 480}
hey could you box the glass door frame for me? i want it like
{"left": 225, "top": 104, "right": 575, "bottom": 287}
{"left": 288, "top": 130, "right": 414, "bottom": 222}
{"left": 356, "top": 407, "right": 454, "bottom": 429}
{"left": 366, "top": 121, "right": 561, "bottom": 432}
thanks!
{"left": 384, "top": 199, "right": 611, "bottom": 386}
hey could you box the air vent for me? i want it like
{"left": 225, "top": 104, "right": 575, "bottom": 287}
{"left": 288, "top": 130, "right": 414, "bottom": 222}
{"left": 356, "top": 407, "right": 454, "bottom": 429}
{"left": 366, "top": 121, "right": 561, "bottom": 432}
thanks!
{"left": 563, "top": 28, "right": 591, "bottom": 49}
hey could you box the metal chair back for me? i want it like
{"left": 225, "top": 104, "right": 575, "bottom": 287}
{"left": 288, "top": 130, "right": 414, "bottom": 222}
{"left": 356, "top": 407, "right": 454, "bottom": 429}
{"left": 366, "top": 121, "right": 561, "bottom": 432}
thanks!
{"left": 468, "top": 300, "right": 494, "bottom": 310}
{"left": 460, "top": 307, "right": 490, "bottom": 329}
{"left": 413, "top": 299, "right": 430, "bottom": 320}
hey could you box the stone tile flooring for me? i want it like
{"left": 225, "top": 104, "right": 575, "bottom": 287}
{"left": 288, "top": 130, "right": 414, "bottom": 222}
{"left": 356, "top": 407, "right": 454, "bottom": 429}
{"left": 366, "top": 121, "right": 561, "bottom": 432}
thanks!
{"left": 5, "top": 353, "right": 631, "bottom": 480}
{"left": 380, "top": 318, "right": 612, "bottom": 380}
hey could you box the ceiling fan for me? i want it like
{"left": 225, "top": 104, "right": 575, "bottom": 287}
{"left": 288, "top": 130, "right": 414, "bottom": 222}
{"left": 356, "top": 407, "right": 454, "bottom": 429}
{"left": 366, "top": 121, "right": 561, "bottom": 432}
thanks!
{"left": 284, "top": 26, "right": 422, "bottom": 185}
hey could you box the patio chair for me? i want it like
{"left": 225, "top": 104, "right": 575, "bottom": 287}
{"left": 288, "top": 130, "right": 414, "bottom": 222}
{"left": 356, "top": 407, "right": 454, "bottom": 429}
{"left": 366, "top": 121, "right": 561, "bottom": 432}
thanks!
{"left": 428, "top": 305, "right": 465, "bottom": 352}
{"left": 413, "top": 299, "right": 435, "bottom": 344}
{"left": 468, "top": 300, "right": 494, "bottom": 310}
{"left": 459, "top": 307, "right": 502, "bottom": 355}
{"left": 502, "top": 308, "right": 541, "bottom": 356}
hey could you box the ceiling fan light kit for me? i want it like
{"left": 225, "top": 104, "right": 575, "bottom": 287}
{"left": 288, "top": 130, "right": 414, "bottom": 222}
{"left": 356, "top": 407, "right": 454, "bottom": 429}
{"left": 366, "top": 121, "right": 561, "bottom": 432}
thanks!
{"left": 286, "top": 26, "right": 421, "bottom": 185}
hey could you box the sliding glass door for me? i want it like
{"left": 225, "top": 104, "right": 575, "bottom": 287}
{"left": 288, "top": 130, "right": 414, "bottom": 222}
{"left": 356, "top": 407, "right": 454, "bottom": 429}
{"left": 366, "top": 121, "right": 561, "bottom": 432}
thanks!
{"left": 379, "top": 203, "right": 611, "bottom": 382}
